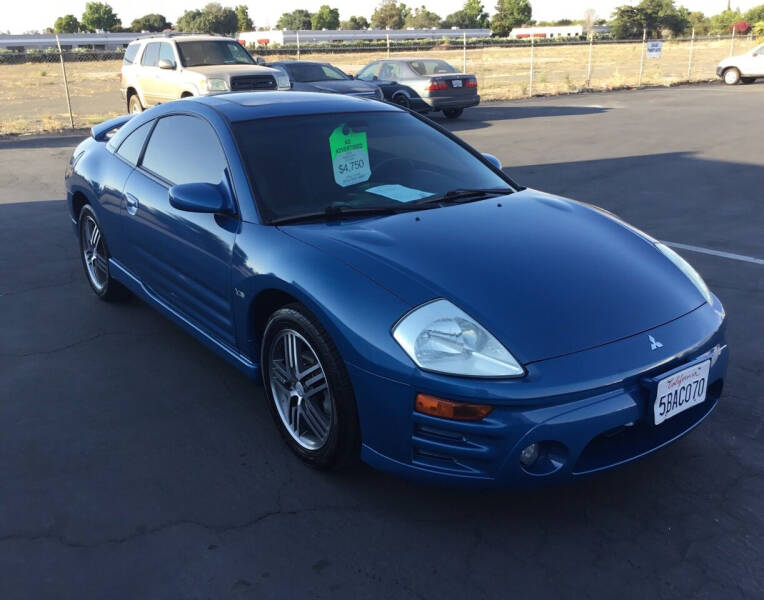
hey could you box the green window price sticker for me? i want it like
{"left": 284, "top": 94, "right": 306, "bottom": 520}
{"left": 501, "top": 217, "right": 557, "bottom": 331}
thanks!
{"left": 329, "top": 124, "right": 371, "bottom": 187}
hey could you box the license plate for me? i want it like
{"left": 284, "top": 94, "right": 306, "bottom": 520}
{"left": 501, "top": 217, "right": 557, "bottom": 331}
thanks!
{"left": 451, "top": 80, "right": 463, "bottom": 88}
{"left": 654, "top": 360, "right": 710, "bottom": 425}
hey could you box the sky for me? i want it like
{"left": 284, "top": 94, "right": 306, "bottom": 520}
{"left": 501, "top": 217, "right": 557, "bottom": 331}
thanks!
{"left": 1, "top": 1, "right": 759, "bottom": 34}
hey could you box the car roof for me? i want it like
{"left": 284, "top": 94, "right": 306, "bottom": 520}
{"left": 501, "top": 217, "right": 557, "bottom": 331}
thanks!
{"left": 139, "top": 34, "right": 234, "bottom": 44}
{"left": 193, "top": 91, "right": 400, "bottom": 121}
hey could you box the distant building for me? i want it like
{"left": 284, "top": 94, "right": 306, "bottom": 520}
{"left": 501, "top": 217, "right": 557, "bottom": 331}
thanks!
{"left": 508, "top": 25, "right": 612, "bottom": 39}
{"left": 237, "top": 28, "right": 492, "bottom": 47}
{"left": 0, "top": 32, "right": 150, "bottom": 52}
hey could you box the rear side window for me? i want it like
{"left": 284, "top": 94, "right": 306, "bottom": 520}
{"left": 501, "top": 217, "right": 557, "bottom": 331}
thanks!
{"left": 158, "top": 42, "right": 175, "bottom": 64}
{"left": 141, "top": 42, "right": 160, "bottom": 67}
{"left": 116, "top": 121, "right": 153, "bottom": 165}
{"left": 123, "top": 42, "right": 139, "bottom": 65}
{"left": 141, "top": 115, "right": 226, "bottom": 186}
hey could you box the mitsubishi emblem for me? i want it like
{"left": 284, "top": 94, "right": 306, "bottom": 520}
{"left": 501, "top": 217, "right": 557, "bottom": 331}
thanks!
{"left": 649, "top": 335, "right": 663, "bottom": 350}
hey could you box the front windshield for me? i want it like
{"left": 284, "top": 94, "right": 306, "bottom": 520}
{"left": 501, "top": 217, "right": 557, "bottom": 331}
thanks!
{"left": 408, "top": 59, "right": 458, "bottom": 75}
{"left": 234, "top": 112, "right": 512, "bottom": 223}
{"left": 287, "top": 63, "right": 348, "bottom": 82}
{"left": 176, "top": 41, "right": 255, "bottom": 67}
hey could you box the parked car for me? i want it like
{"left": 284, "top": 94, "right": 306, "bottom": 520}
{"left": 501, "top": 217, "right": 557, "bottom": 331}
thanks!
{"left": 266, "top": 60, "right": 383, "bottom": 100}
{"left": 66, "top": 91, "right": 728, "bottom": 487}
{"left": 120, "top": 33, "right": 290, "bottom": 113}
{"left": 355, "top": 58, "right": 479, "bottom": 118}
{"left": 717, "top": 43, "right": 764, "bottom": 85}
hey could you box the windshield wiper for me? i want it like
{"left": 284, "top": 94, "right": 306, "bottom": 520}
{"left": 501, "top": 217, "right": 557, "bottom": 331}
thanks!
{"left": 269, "top": 203, "right": 423, "bottom": 225}
{"left": 411, "top": 187, "right": 512, "bottom": 207}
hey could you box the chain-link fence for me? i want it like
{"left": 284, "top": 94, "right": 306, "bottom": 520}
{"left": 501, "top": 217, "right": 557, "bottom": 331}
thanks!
{"left": 0, "top": 34, "right": 759, "bottom": 134}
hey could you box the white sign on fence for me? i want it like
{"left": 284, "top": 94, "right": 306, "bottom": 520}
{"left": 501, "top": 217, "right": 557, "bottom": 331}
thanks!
{"left": 646, "top": 41, "right": 663, "bottom": 58}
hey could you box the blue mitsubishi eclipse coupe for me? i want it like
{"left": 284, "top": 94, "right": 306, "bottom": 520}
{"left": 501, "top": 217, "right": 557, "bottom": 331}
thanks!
{"left": 65, "top": 92, "right": 728, "bottom": 486}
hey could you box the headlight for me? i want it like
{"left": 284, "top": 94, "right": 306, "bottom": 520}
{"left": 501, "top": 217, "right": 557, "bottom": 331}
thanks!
{"left": 655, "top": 242, "right": 713, "bottom": 304}
{"left": 200, "top": 78, "right": 228, "bottom": 93}
{"left": 274, "top": 72, "right": 291, "bottom": 90}
{"left": 392, "top": 299, "right": 524, "bottom": 378}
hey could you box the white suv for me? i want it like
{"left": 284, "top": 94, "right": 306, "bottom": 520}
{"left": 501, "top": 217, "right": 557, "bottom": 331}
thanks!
{"left": 717, "top": 44, "right": 764, "bottom": 85}
{"left": 120, "top": 34, "right": 290, "bottom": 112}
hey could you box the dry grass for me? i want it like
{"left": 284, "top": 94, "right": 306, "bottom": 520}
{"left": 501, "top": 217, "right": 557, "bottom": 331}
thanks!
{"left": 0, "top": 38, "right": 758, "bottom": 135}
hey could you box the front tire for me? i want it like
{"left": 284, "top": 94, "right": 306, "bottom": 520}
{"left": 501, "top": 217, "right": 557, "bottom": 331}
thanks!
{"left": 723, "top": 68, "right": 741, "bottom": 85}
{"left": 261, "top": 304, "right": 360, "bottom": 469}
{"left": 78, "top": 205, "right": 129, "bottom": 301}
{"left": 393, "top": 94, "right": 411, "bottom": 109}
{"left": 443, "top": 108, "right": 464, "bottom": 119}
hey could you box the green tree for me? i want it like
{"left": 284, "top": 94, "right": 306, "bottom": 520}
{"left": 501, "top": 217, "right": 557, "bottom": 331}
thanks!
{"left": 276, "top": 9, "right": 313, "bottom": 30}
{"left": 610, "top": 0, "right": 689, "bottom": 39}
{"left": 744, "top": 5, "right": 764, "bottom": 23}
{"left": 442, "top": 0, "right": 489, "bottom": 29}
{"left": 753, "top": 20, "right": 764, "bottom": 35}
{"left": 371, "top": 0, "right": 406, "bottom": 29}
{"left": 404, "top": 6, "right": 441, "bottom": 28}
{"left": 176, "top": 3, "right": 238, "bottom": 35}
{"left": 686, "top": 11, "right": 709, "bottom": 35}
{"left": 54, "top": 14, "right": 80, "bottom": 33}
{"left": 340, "top": 15, "right": 369, "bottom": 29}
{"left": 81, "top": 2, "right": 121, "bottom": 32}
{"left": 312, "top": 5, "right": 340, "bottom": 29}
{"left": 130, "top": 13, "right": 169, "bottom": 32}
{"left": 235, "top": 5, "right": 253, "bottom": 31}
{"left": 707, "top": 9, "right": 743, "bottom": 34}
{"left": 490, "top": 0, "right": 532, "bottom": 36}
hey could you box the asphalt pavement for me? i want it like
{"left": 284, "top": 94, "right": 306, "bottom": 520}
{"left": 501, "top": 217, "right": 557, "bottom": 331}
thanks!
{"left": 1, "top": 83, "right": 762, "bottom": 599}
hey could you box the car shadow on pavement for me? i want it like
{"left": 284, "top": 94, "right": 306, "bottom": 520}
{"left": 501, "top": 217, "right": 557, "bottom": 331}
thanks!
{"left": 0, "top": 132, "right": 89, "bottom": 150}
{"left": 433, "top": 104, "right": 610, "bottom": 131}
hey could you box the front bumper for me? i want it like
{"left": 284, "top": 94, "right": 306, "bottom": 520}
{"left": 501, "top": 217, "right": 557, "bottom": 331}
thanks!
{"left": 349, "top": 300, "right": 728, "bottom": 487}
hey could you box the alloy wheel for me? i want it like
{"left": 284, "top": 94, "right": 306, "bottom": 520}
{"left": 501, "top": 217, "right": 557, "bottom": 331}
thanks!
{"left": 81, "top": 215, "right": 109, "bottom": 292}
{"left": 268, "top": 329, "right": 333, "bottom": 450}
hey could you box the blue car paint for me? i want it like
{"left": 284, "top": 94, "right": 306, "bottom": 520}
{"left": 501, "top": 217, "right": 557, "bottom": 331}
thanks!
{"left": 66, "top": 92, "right": 728, "bottom": 487}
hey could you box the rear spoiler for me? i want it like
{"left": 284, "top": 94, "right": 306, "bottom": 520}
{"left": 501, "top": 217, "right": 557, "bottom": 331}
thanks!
{"left": 91, "top": 114, "right": 134, "bottom": 141}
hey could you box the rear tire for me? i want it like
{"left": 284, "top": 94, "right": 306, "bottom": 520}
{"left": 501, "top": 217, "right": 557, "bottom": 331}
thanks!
{"left": 443, "top": 108, "right": 464, "bottom": 119}
{"left": 128, "top": 93, "right": 144, "bottom": 113}
{"left": 261, "top": 304, "right": 360, "bottom": 470}
{"left": 723, "top": 68, "right": 741, "bottom": 85}
{"left": 78, "top": 205, "right": 129, "bottom": 302}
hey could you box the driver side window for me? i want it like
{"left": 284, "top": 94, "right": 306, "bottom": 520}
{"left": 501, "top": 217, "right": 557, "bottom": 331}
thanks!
{"left": 357, "top": 63, "right": 380, "bottom": 81}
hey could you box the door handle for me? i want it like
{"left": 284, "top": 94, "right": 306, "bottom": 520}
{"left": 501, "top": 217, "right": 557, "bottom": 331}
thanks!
{"left": 126, "top": 194, "right": 139, "bottom": 216}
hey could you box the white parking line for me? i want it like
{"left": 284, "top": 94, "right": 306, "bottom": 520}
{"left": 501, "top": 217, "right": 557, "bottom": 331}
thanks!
{"left": 664, "top": 241, "right": 764, "bottom": 266}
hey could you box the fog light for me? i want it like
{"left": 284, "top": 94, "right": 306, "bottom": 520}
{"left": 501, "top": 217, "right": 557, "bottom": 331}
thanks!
{"left": 520, "top": 443, "right": 540, "bottom": 466}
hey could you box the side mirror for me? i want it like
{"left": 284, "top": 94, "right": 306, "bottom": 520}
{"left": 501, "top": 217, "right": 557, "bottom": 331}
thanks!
{"left": 158, "top": 58, "right": 175, "bottom": 70}
{"left": 348, "top": 73, "right": 355, "bottom": 79}
{"left": 169, "top": 182, "right": 233, "bottom": 214}
{"left": 482, "top": 153, "right": 502, "bottom": 170}
{"left": 255, "top": 56, "right": 266, "bottom": 65}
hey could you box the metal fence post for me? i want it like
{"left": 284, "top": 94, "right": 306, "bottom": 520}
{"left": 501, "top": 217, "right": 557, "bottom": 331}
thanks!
{"left": 528, "top": 35, "right": 534, "bottom": 97}
{"left": 729, "top": 27, "right": 735, "bottom": 57}
{"left": 637, "top": 28, "right": 647, "bottom": 87}
{"left": 55, "top": 33, "right": 75, "bottom": 129}
{"left": 386, "top": 33, "right": 390, "bottom": 58}
{"left": 462, "top": 32, "right": 467, "bottom": 73}
{"left": 296, "top": 30, "right": 300, "bottom": 59}
{"left": 585, "top": 33, "right": 594, "bottom": 88}
{"left": 687, "top": 28, "right": 695, "bottom": 81}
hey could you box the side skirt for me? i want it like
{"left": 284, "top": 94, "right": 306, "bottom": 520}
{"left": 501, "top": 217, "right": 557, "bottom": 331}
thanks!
{"left": 110, "top": 259, "right": 261, "bottom": 382}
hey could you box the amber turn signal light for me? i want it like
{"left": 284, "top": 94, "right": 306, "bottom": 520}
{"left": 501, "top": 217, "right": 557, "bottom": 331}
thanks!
{"left": 415, "top": 394, "right": 493, "bottom": 421}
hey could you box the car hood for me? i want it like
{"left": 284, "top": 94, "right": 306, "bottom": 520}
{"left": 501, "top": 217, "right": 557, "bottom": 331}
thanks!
{"left": 295, "top": 80, "right": 378, "bottom": 94}
{"left": 281, "top": 190, "right": 706, "bottom": 364}
{"left": 185, "top": 64, "right": 280, "bottom": 79}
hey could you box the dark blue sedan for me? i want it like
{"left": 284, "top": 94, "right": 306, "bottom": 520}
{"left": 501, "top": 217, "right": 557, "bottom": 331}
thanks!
{"left": 65, "top": 92, "right": 728, "bottom": 486}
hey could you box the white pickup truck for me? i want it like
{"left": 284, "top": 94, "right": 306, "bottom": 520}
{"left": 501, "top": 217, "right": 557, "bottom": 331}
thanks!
{"left": 717, "top": 44, "right": 764, "bottom": 85}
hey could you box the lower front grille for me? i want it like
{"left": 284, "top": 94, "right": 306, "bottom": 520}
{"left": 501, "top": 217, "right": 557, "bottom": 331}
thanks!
{"left": 230, "top": 75, "right": 277, "bottom": 91}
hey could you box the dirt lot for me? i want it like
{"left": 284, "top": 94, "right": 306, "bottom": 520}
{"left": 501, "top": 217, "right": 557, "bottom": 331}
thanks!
{"left": 0, "top": 38, "right": 758, "bottom": 134}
